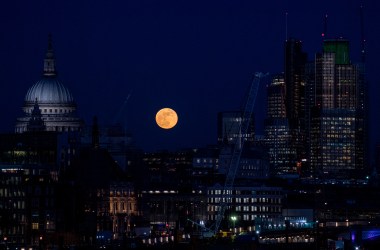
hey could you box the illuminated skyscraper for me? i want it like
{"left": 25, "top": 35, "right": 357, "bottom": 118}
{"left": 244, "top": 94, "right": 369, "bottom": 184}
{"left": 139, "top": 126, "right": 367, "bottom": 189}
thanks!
{"left": 307, "top": 39, "right": 367, "bottom": 178}
{"left": 264, "top": 74, "right": 297, "bottom": 175}
{"left": 264, "top": 39, "right": 307, "bottom": 176}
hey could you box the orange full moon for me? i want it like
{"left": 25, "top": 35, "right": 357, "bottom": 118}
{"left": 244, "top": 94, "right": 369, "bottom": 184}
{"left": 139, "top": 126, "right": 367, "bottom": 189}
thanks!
{"left": 155, "top": 108, "right": 178, "bottom": 129}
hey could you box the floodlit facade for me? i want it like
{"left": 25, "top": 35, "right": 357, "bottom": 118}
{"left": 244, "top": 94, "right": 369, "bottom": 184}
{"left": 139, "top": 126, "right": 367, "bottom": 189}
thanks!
{"left": 108, "top": 183, "right": 138, "bottom": 238}
{"left": 15, "top": 36, "right": 83, "bottom": 133}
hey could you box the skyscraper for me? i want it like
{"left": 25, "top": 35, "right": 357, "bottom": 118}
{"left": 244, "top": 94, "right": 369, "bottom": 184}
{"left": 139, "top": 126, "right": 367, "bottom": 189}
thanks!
{"left": 307, "top": 39, "right": 367, "bottom": 178}
{"left": 264, "top": 74, "right": 297, "bottom": 175}
{"left": 284, "top": 39, "right": 308, "bottom": 173}
{"left": 285, "top": 38, "right": 307, "bottom": 122}
{"left": 264, "top": 39, "right": 307, "bottom": 176}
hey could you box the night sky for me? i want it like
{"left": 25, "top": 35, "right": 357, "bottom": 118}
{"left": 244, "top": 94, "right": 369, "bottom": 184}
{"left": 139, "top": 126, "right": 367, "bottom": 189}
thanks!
{"left": 0, "top": 1, "right": 379, "bottom": 161}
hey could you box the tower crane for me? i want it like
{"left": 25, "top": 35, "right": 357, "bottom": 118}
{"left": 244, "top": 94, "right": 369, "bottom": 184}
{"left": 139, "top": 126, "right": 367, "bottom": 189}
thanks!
{"left": 212, "top": 72, "right": 267, "bottom": 234}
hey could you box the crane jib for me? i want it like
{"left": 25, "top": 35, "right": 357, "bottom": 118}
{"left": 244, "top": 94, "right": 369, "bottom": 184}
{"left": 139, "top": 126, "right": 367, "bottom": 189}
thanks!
{"left": 213, "top": 72, "right": 268, "bottom": 234}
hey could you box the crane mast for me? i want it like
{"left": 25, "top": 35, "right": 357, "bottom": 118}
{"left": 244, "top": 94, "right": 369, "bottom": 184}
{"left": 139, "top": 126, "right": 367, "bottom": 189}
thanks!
{"left": 213, "top": 72, "right": 266, "bottom": 234}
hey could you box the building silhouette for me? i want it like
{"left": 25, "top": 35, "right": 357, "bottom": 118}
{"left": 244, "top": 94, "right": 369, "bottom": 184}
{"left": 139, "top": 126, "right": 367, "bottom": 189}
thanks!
{"left": 284, "top": 39, "right": 308, "bottom": 173}
{"left": 217, "top": 111, "right": 255, "bottom": 147}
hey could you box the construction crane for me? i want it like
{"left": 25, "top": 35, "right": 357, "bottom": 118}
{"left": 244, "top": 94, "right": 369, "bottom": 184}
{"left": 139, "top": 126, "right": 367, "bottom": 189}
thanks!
{"left": 212, "top": 72, "right": 267, "bottom": 234}
{"left": 187, "top": 219, "right": 214, "bottom": 238}
{"left": 112, "top": 92, "right": 132, "bottom": 125}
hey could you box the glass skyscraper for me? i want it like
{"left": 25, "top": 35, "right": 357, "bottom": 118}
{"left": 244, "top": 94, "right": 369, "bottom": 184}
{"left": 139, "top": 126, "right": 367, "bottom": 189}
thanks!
{"left": 307, "top": 39, "right": 367, "bottom": 178}
{"left": 264, "top": 74, "right": 297, "bottom": 175}
{"left": 264, "top": 39, "right": 307, "bottom": 176}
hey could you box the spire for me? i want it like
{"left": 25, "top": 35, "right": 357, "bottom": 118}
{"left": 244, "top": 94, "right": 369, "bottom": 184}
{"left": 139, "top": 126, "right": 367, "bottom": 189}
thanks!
{"left": 43, "top": 34, "right": 57, "bottom": 77}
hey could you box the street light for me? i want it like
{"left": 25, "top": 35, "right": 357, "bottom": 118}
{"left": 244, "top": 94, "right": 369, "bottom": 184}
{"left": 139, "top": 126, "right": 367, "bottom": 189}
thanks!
{"left": 3, "top": 237, "right": 7, "bottom": 250}
{"left": 231, "top": 216, "right": 237, "bottom": 232}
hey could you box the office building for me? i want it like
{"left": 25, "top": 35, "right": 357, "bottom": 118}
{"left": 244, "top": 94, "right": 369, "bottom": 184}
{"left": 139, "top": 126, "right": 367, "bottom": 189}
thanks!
{"left": 264, "top": 74, "right": 298, "bottom": 176}
{"left": 207, "top": 185, "right": 283, "bottom": 231}
{"left": 307, "top": 39, "right": 367, "bottom": 178}
{"left": 284, "top": 39, "right": 308, "bottom": 174}
{"left": 217, "top": 111, "right": 255, "bottom": 147}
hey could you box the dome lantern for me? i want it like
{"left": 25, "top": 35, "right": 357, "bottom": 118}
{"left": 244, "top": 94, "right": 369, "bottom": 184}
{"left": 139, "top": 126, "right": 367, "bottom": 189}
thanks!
{"left": 43, "top": 34, "right": 57, "bottom": 77}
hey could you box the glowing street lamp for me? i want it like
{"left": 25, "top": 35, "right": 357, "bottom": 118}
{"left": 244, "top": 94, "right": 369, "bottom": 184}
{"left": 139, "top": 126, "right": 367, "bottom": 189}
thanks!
{"left": 231, "top": 216, "right": 237, "bottom": 230}
{"left": 3, "top": 237, "right": 7, "bottom": 250}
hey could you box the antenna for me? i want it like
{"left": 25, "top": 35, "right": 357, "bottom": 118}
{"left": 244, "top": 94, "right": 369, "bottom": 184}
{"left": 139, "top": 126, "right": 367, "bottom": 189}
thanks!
{"left": 285, "top": 11, "right": 288, "bottom": 41}
{"left": 322, "top": 14, "right": 328, "bottom": 38}
{"left": 360, "top": 4, "right": 366, "bottom": 63}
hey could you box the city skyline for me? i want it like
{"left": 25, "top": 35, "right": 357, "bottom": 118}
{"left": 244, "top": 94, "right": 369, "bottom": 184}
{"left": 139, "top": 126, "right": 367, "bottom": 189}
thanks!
{"left": 0, "top": 0, "right": 379, "bottom": 162}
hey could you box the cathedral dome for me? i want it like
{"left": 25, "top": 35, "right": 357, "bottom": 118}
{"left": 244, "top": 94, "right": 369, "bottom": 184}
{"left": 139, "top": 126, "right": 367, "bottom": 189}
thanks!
{"left": 15, "top": 35, "right": 83, "bottom": 134}
{"left": 25, "top": 77, "right": 74, "bottom": 104}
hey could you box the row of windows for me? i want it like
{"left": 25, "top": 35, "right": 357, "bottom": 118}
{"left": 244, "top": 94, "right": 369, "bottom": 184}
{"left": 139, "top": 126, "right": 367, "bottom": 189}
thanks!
{"left": 0, "top": 175, "right": 24, "bottom": 185}
{"left": 208, "top": 190, "right": 281, "bottom": 195}
{"left": 0, "top": 188, "right": 25, "bottom": 197}
{"left": 321, "top": 145, "right": 353, "bottom": 150}
{"left": 208, "top": 197, "right": 281, "bottom": 204}
{"left": 235, "top": 205, "right": 281, "bottom": 213}
{"left": 241, "top": 165, "right": 264, "bottom": 170}
{"left": 195, "top": 158, "right": 218, "bottom": 164}
{"left": 321, "top": 144, "right": 354, "bottom": 149}
{"left": 30, "top": 108, "right": 72, "bottom": 114}
{"left": 110, "top": 201, "right": 136, "bottom": 214}
{"left": 4, "top": 224, "right": 25, "bottom": 235}
{"left": 110, "top": 190, "right": 134, "bottom": 196}
{"left": 208, "top": 213, "right": 280, "bottom": 221}
{"left": 0, "top": 200, "right": 25, "bottom": 209}
{"left": 31, "top": 221, "right": 55, "bottom": 231}
{"left": 323, "top": 122, "right": 355, "bottom": 128}
{"left": 322, "top": 117, "right": 355, "bottom": 121}
{"left": 324, "top": 134, "right": 354, "bottom": 139}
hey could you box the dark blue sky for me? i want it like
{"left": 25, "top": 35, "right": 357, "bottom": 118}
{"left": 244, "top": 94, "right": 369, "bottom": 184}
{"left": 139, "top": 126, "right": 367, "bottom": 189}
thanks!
{"left": 0, "top": 0, "right": 379, "bottom": 161}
